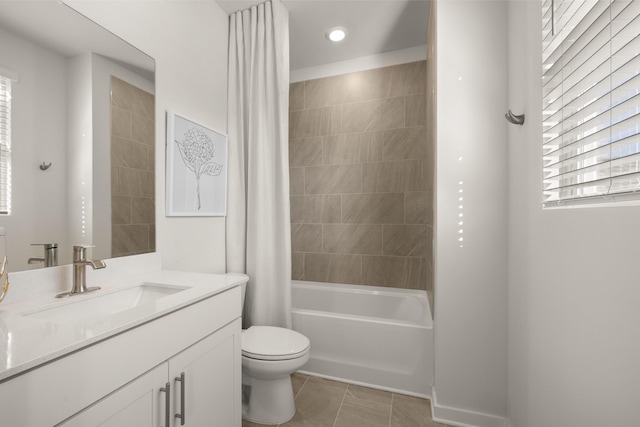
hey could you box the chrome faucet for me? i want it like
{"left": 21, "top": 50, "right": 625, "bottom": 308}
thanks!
{"left": 28, "top": 243, "right": 58, "bottom": 267}
{"left": 56, "top": 245, "right": 106, "bottom": 298}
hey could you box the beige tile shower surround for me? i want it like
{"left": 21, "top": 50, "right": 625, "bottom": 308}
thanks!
{"left": 110, "top": 77, "right": 155, "bottom": 258}
{"left": 289, "top": 61, "right": 434, "bottom": 291}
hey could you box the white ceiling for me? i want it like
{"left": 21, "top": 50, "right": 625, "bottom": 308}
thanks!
{"left": 217, "top": 0, "right": 430, "bottom": 70}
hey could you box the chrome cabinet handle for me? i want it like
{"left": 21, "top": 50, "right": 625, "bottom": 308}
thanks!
{"left": 175, "top": 372, "right": 186, "bottom": 425}
{"left": 160, "top": 382, "right": 171, "bottom": 427}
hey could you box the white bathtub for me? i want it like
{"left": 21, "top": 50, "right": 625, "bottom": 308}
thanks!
{"left": 291, "top": 280, "right": 433, "bottom": 397}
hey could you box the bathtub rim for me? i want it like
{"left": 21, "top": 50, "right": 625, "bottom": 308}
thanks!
{"left": 291, "top": 280, "right": 433, "bottom": 328}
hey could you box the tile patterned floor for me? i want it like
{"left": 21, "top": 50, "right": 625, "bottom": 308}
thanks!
{"left": 243, "top": 373, "right": 453, "bottom": 427}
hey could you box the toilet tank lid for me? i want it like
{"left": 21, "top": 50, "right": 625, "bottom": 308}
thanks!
{"left": 242, "top": 326, "right": 309, "bottom": 358}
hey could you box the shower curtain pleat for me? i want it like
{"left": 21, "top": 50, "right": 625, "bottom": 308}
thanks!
{"left": 226, "top": 0, "right": 292, "bottom": 329}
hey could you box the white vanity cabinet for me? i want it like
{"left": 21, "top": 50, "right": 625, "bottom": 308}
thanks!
{"left": 58, "top": 363, "right": 167, "bottom": 427}
{"left": 0, "top": 284, "right": 242, "bottom": 427}
{"left": 60, "top": 320, "right": 239, "bottom": 427}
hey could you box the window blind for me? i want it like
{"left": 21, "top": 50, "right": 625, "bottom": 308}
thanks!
{"left": 0, "top": 75, "right": 10, "bottom": 215}
{"left": 542, "top": 0, "right": 640, "bottom": 205}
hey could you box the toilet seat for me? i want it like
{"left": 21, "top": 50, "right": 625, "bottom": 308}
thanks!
{"left": 242, "top": 326, "right": 310, "bottom": 361}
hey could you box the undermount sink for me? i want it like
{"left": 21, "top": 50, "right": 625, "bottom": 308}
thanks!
{"left": 23, "top": 284, "right": 189, "bottom": 324}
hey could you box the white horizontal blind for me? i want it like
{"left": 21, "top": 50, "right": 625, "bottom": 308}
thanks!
{"left": 0, "top": 75, "right": 10, "bottom": 215}
{"left": 542, "top": 0, "right": 640, "bottom": 204}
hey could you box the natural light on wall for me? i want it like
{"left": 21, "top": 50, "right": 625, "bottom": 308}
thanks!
{"left": 542, "top": 0, "right": 640, "bottom": 206}
{"left": 0, "top": 74, "right": 11, "bottom": 215}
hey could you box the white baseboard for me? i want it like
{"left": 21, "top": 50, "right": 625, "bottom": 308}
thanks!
{"left": 431, "top": 388, "right": 509, "bottom": 427}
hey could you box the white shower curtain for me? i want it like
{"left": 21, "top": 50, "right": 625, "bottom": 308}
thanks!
{"left": 226, "top": 0, "right": 291, "bottom": 328}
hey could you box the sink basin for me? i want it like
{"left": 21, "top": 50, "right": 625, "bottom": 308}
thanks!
{"left": 23, "top": 284, "right": 189, "bottom": 324}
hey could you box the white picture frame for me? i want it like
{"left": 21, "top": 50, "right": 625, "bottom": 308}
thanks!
{"left": 166, "top": 111, "right": 227, "bottom": 216}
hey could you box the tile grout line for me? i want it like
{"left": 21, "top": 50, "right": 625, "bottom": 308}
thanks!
{"left": 332, "top": 383, "right": 350, "bottom": 427}
{"left": 294, "top": 375, "right": 309, "bottom": 400}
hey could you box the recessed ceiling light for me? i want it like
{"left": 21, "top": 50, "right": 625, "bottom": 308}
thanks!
{"left": 326, "top": 27, "right": 347, "bottom": 43}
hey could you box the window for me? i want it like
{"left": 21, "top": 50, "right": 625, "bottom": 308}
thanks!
{"left": 542, "top": 0, "right": 640, "bottom": 205}
{"left": 0, "top": 74, "right": 11, "bottom": 215}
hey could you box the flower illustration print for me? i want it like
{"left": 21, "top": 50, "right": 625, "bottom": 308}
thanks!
{"left": 175, "top": 127, "right": 223, "bottom": 210}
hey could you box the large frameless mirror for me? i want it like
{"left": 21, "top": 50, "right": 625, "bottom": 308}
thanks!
{"left": 0, "top": 0, "right": 156, "bottom": 271}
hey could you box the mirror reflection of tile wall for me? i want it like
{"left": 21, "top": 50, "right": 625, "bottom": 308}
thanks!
{"left": 110, "top": 77, "right": 155, "bottom": 258}
{"left": 289, "top": 60, "right": 434, "bottom": 291}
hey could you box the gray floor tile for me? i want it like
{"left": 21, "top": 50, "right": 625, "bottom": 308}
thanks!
{"left": 345, "top": 384, "right": 393, "bottom": 405}
{"left": 335, "top": 396, "right": 391, "bottom": 427}
{"left": 390, "top": 393, "right": 432, "bottom": 426}
{"left": 281, "top": 376, "right": 347, "bottom": 427}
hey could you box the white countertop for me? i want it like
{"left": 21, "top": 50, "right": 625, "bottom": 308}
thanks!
{"left": 0, "top": 270, "right": 248, "bottom": 382}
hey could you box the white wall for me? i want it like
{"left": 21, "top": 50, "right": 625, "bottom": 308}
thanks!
{"left": 433, "top": 1, "right": 508, "bottom": 426}
{"left": 507, "top": 2, "right": 640, "bottom": 426}
{"left": 65, "top": 0, "right": 230, "bottom": 273}
{"left": 0, "top": 27, "right": 70, "bottom": 270}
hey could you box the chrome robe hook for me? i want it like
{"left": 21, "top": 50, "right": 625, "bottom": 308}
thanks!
{"left": 505, "top": 110, "right": 525, "bottom": 125}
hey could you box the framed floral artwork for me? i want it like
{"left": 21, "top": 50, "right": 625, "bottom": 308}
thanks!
{"left": 166, "top": 111, "right": 227, "bottom": 216}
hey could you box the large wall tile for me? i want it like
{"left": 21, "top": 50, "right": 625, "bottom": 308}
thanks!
{"left": 305, "top": 73, "right": 362, "bottom": 108}
{"left": 132, "top": 116, "right": 155, "bottom": 146}
{"left": 405, "top": 192, "right": 430, "bottom": 224}
{"left": 323, "top": 133, "right": 370, "bottom": 165}
{"left": 112, "top": 196, "right": 132, "bottom": 225}
{"left": 292, "top": 251, "right": 304, "bottom": 280}
{"left": 382, "top": 127, "right": 427, "bottom": 160}
{"left": 342, "top": 193, "right": 404, "bottom": 224}
{"left": 341, "top": 97, "right": 404, "bottom": 133}
{"left": 360, "top": 61, "right": 427, "bottom": 100}
{"left": 305, "top": 164, "right": 362, "bottom": 194}
{"left": 360, "top": 66, "right": 394, "bottom": 101}
{"left": 383, "top": 225, "right": 430, "bottom": 257}
{"left": 291, "top": 195, "right": 341, "bottom": 223}
{"left": 121, "top": 168, "right": 154, "bottom": 198}
{"left": 112, "top": 224, "right": 150, "bottom": 257}
{"left": 112, "top": 166, "right": 153, "bottom": 199}
{"left": 360, "top": 131, "right": 383, "bottom": 162}
{"left": 132, "top": 197, "right": 155, "bottom": 224}
{"left": 362, "top": 256, "right": 427, "bottom": 289}
{"left": 111, "top": 107, "right": 132, "bottom": 139}
{"left": 292, "top": 224, "right": 323, "bottom": 253}
{"left": 290, "top": 106, "right": 341, "bottom": 139}
{"left": 290, "top": 81, "right": 305, "bottom": 111}
{"left": 290, "top": 167, "right": 305, "bottom": 195}
{"left": 391, "top": 61, "right": 427, "bottom": 96}
{"left": 304, "top": 253, "right": 362, "bottom": 284}
{"left": 112, "top": 166, "right": 129, "bottom": 196}
{"left": 111, "top": 136, "right": 150, "bottom": 170}
{"left": 323, "top": 224, "right": 383, "bottom": 255}
{"left": 111, "top": 77, "right": 134, "bottom": 111}
{"left": 290, "top": 137, "right": 323, "bottom": 167}
{"left": 363, "top": 160, "right": 424, "bottom": 193}
{"left": 405, "top": 93, "right": 426, "bottom": 127}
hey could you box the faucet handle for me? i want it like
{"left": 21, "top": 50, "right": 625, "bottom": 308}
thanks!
{"left": 73, "top": 244, "right": 94, "bottom": 250}
{"left": 73, "top": 245, "right": 94, "bottom": 261}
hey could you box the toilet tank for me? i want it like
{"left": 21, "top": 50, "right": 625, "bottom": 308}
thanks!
{"left": 240, "top": 280, "right": 246, "bottom": 312}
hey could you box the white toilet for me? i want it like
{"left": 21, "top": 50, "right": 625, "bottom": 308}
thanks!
{"left": 240, "top": 284, "right": 310, "bottom": 425}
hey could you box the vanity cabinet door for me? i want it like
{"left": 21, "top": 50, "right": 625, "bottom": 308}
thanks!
{"left": 58, "top": 363, "right": 168, "bottom": 427}
{"left": 168, "top": 319, "right": 241, "bottom": 427}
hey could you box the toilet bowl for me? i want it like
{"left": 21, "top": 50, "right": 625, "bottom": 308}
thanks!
{"left": 241, "top": 325, "right": 310, "bottom": 425}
